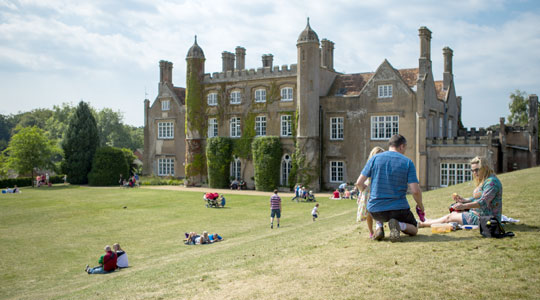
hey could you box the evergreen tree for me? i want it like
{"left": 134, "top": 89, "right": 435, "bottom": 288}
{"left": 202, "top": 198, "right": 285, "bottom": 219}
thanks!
{"left": 62, "top": 101, "right": 99, "bottom": 184}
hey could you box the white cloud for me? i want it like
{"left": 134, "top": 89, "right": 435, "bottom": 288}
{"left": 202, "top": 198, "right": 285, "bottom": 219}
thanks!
{"left": 0, "top": 0, "right": 539, "bottom": 128}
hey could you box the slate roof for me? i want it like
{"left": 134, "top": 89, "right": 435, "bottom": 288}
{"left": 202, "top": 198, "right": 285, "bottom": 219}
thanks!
{"left": 434, "top": 80, "right": 446, "bottom": 100}
{"left": 328, "top": 68, "right": 419, "bottom": 97}
{"left": 174, "top": 87, "right": 186, "bottom": 105}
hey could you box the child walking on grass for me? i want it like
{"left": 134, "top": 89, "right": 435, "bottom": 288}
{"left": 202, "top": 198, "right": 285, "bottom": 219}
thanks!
{"left": 356, "top": 146, "right": 385, "bottom": 239}
{"left": 312, "top": 203, "right": 319, "bottom": 221}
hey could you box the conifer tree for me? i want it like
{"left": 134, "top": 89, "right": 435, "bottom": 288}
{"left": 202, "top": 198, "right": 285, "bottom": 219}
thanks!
{"left": 62, "top": 101, "right": 99, "bottom": 184}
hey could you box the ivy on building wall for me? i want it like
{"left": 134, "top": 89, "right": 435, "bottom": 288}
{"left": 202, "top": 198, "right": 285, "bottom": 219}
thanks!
{"left": 185, "top": 153, "right": 206, "bottom": 180}
{"left": 185, "top": 59, "right": 207, "bottom": 137}
{"left": 206, "top": 137, "right": 233, "bottom": 188}
{"left": 252, "top": 136, "right": 282, "bottom": 191}
{"left": 232, "top": 112, "right": 256, "bottom": 160}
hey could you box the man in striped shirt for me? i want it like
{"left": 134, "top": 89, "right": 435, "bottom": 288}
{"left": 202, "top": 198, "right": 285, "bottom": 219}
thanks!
{"left": 356, "top": 134, "right": 424, "bottom": 242}
{"left": 270, "top": 189, "right": 281, "bottom": 229}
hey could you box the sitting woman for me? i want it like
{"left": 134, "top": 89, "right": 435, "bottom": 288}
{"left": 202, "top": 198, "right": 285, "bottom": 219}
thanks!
{"left": 330, "top": 189, "right": 340, "bottom": 199}
{"left": 113, "top": 243, "right": 128, "bottom": 268}
{"left": 419, "top": 156, "right": 503, "bottom": 228}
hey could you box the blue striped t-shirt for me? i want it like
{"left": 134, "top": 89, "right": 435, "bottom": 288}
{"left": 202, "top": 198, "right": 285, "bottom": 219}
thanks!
{"left": 361, "top": 151, "right": 418, "bottom": 213}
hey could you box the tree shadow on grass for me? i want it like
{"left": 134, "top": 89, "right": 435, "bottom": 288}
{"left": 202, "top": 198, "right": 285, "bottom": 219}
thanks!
{"left": 503, "top": 223, "right": 540, "bottom": 232}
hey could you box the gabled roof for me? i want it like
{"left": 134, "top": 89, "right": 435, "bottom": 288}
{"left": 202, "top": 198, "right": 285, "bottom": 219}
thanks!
{"left": 173, "top": 87, "right": 186, "bottom": 105}
{"left": 397, "top": 68, "right": 419, "bottom": 88}
{"left": 434, "top": 80, "right": 446, "bottom": 101}
{"left": 328, "top": 67, "right": 419, "bottom": 97}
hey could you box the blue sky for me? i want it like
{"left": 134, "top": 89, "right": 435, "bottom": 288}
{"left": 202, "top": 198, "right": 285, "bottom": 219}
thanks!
{"left": 1, "top": 0, "right": 539, "bottom": 128}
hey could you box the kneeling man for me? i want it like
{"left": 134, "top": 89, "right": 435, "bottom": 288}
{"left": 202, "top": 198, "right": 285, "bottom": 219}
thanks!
{"left": 355, "top": 134, "right": 424, "bottom": 242}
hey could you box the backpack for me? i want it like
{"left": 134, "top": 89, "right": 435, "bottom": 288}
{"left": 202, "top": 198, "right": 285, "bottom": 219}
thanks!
{"left": 479, "top": 215, "right": 514, "bottom": 238}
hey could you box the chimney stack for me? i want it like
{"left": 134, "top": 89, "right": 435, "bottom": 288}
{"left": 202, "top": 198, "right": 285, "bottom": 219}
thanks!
{"left": 418, "top": 26, "right": 432, "bottom": 76}
{"left": 443, "top": 47, "right": 453, "bottom": 90}
{"left": 320, "top": 39, "right": 334, "bottom": 71}
{"left": 222, "top": 51, "right": 235, "bottom": 72}
{"left": 262, "top": 54, "right": 273, "bottom": 68}
{"left": 159, "top": 60, "right": 173, "bottom": 84}
{"left": 235, "top": 46, "right": 246, "bottom": 70}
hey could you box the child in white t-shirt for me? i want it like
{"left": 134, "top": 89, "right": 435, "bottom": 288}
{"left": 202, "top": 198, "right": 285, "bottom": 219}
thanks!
{"left": 312, "top": 203, "right": 319, "bottom": 221}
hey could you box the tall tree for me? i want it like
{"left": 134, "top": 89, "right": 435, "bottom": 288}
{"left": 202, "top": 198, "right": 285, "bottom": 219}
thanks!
{"left": 508, "top": 90, "right": 529, "bottom": 125}
{"left": 2, "top": 126, "right": 59, "bottom": 181}
{"left": 62, "top": 101, "right": 99, "bottom": 184}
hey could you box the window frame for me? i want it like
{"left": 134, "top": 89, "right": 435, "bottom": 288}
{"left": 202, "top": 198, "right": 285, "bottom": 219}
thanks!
{"left": 230, "top": 91, "right": 242, "bottom": 104}
{"left": 448, "top": 119, "right": 453, "bottom": 138}
{"left": 370, "top": 115, "right": 399, "bottom": 140}
{"left": 255, "top": 115, "right": 267, "bottom": 137}
{"left": 377, "top": 84, "right": 393, "bottom": 98}
{"left": 330, "top": 117, "right": 344, "bottom": 140}
{"left": 208, "top": 118, "right": 218, "bottom": 138}
{"left": 161, "top": 100, "right": 170, "bottom": 111}
{"left": 281, "top": 154, "right": 292, "bottom": 186}
{"left": 230, "top": 157, "right": 241, "bottom": 180}
{"left": 440, "top": 163, "right": 472, "bottom": 187}
{"left": 157, "top": 158, "right": 175, "bottom": 176}
{"left": 439, "top": 116, "right": 443, "bottom": 138}
{"left": 280, "top": 87, "right": 293, "bottom": 102}
{"left": 230, "top": 117, "right": 241, "bottom": 138}
{"left": 280, "top": 115, "right": 292, "bottom": 137}
{"left": 254, "top": 89, "right": 266, "bottom": 103}
{"left": 207, "top": 92, "right": 218, "bottom": 106}
{"left": 157, "top": 121, "right": 174, "bottom": 139}
{"left": 329, "top": 161, "right": 345, "bottom": 183}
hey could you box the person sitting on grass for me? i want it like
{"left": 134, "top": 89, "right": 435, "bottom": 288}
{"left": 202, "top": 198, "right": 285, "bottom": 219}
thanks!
{"left": 113, "top": 243, "right": 128, "bottom": 269}
{"left": 330, "top": 189, "right": 340, "bottom": 199}
{"left": 219, "top": 195, "right": 226, "bottom": 207}
{"left": 85, "top": 245, "right": 117, "bottom": 274}
{"left": 419, "top": 156, "right": 503, "bottom": 228}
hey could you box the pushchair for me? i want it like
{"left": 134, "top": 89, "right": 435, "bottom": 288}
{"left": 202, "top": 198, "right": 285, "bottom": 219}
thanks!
{"left": 204, "top": 193, "right": 220, "bottom": 208}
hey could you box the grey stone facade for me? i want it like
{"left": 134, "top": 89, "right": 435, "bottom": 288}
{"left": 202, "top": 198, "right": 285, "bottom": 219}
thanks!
{"left": 143, "top": 20, "right": 538, "bottom": 191}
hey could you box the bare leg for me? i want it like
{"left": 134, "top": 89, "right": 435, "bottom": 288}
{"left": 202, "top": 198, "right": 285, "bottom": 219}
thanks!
{"left": 366, "top": 214, "right": 374, "bottom": 236}
{"left": 402, "top": 223, "right": 418, "bottom": 236}
{"left": 419, "top": 212, "right": 464, "bottom": 227}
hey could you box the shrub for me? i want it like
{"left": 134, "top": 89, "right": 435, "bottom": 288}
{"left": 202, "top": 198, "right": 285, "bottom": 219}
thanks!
{"left": 88, "top": 147, "right": 129, "bottom": 186}
{"left": 139, "top": 176, "right": 183, "bottom": 186}
{"left": 0, "top": 177, "right": 32, "bottom": 189}
{"left": 252, "top": 137, "right": 282, "bottom": 191}
{"left": 206, "top": 137, "right": 233, "bottom": 188}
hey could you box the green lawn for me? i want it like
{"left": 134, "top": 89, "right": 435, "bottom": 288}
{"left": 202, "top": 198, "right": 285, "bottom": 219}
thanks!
{"left": 1, "top": 167, "right": 540, "bottom": 300}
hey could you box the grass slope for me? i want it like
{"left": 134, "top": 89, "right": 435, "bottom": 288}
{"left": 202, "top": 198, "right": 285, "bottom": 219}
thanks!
{"left": 1, "top": 167, "right": 539, "bottom": 299}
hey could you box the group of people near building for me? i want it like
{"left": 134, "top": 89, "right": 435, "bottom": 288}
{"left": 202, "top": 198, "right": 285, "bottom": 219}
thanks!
{"left": 355, "top": 134, "right": 503, "bottom": 242}
{"left": 85, "top": 243, "right": 128, "bottom": 274}
{"left": 35, "top": 173, "right": 51, "bottom": 187}
{"left": 292, "top": 185, "right": 316, "bottom": 202}
{"left": 119, "top": 173, "right": 139, "bottom": 188}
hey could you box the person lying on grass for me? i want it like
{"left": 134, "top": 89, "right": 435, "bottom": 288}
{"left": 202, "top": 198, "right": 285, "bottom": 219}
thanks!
{"left": 85, "top": 245, "right": 117, "bottom": 274}
{"left": 185, "top": 231, "right": 223, "bottom": 244}
{"left": 419, "top": 156, "right": 503, "bottom": 228}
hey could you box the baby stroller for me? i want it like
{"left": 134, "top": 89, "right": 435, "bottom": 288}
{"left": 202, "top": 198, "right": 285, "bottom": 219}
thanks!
{"left": 204, "top": 192, "right": 220, "bottom": 208}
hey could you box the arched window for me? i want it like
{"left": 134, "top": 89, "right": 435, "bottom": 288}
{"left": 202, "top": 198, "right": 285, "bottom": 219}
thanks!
{"left": 230, "top": 157, "right": 241, "bottom": 180}
{"left": 281, "top": 154, "right": 292, "bottom": 186}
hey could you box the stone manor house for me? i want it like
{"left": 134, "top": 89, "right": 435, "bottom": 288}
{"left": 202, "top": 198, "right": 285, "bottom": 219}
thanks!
{"left": 143, "top": 20, "right": 538, "bottom": 191}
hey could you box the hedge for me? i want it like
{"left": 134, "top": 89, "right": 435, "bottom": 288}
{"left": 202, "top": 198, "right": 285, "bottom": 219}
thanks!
{"left": 206, "top": 137, "right": 233, "bottom": 188}
{"left": 252, "top": 137, "right": 282, "bottom": 191}
{"left": 88, "top": 146, "right": 129, "bottom": 186}
{"left": 0, "top": 175, "right": 65, "bottom": 189}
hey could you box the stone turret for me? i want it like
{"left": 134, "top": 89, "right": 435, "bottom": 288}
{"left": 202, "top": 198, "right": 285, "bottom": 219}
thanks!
{"left": 296, "top": 18, "right": 321, "bottom": 191}
{"left": 185, "top": 36, "right": 207, "bottom": 185}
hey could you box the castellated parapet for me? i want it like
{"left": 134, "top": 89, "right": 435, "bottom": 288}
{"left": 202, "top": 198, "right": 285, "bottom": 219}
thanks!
{"left": 203, "top": 64, "right": 297, "bottom": 83}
